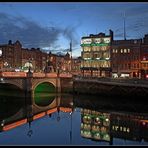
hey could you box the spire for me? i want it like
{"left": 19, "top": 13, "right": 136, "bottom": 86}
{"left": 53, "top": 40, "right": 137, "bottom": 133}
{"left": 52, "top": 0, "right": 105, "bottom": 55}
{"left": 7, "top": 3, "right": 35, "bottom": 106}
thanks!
{"left": 69, "top": 40, "right": 72, "bottom": 52}
{"left": 69, "top": 40, "right": 72, "bottom": 72}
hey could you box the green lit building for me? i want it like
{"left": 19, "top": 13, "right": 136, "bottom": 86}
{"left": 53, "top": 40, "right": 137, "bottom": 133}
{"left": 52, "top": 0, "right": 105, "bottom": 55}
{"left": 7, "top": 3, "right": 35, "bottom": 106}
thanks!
{"left": 80, "top": 30, "right": 113, "bottom": 77}
{"left": 80, "top": 108, "right": 111, "bottom": 142}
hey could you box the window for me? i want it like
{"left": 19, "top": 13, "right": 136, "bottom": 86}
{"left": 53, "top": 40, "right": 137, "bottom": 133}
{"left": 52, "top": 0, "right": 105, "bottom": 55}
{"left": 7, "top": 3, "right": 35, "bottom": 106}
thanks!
{"left": 121, "top": 49, "right": 123, "bottom": 53}
{"left": 84, "top": 47, "right": 91, "bottom": 52}
{"left": 128, "top": 63, "right": 131, "bottom": 69}
{"left": 124, "top": 49, "right": 127, "bottom": 53}
{"left": 127, "top": 49, "right": 130, "bottom": 53}
{"left": 137, "top": 64, "right": 139, "bottom": 68}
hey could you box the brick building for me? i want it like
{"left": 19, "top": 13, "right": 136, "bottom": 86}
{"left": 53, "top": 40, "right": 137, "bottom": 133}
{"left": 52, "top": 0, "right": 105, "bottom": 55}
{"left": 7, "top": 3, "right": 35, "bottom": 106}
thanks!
{"left": 111, "top": 34, "right": 148, "bottom": 79}
{"left": 111, "top": 39, "right": 142, "bottom": 78}
{"left": 0, "top": 40, "right": 22, "bottom": 71}
{"left": 140, "top": 34, "right": 148, "bottom": 78}
{"left": 0, "top": 38, "right": 79, "bottom": 73}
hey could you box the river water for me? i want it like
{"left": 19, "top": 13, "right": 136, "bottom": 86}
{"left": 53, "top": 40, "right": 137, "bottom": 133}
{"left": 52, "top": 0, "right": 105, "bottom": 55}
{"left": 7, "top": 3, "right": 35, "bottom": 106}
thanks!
{"left": 0, "top": 90, "right": 148, "bottom": 146}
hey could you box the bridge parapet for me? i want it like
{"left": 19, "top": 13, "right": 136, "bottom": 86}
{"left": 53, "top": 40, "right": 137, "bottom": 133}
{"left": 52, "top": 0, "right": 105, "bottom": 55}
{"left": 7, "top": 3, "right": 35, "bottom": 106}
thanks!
{"left": 0, "top": 72, "right": 73, "bottom": 78}
{"left": 0, "top": 72, "right": 26, "bottom": 77}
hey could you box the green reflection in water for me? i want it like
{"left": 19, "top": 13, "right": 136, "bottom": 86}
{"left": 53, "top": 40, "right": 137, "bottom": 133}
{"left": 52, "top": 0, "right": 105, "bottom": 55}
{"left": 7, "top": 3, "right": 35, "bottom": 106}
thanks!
{"left": 34, "top": 93, "right": 56, "bottom": 107}
{"left": 0, "top": 84, "right": 25, "bottom": 120}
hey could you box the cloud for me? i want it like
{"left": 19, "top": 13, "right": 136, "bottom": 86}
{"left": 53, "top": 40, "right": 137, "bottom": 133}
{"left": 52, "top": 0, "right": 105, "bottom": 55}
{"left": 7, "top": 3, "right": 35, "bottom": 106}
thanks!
{"left": 0, "top": 12, "right": 79, "bottom": 53}
{"left": 62, "top": 25, "right": 78, "bottom": 45}
{"left": 0, "top": 12, "right": 61, "bottom": 48}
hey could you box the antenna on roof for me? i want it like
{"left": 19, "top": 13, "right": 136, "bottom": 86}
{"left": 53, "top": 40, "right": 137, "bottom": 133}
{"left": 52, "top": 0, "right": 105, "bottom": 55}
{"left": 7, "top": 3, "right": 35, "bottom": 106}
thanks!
{"left": 96, "top": 28, "right": 98, "bottom": 34}
{"left": 123, "top": 11, "right": 126, "bottom": 40}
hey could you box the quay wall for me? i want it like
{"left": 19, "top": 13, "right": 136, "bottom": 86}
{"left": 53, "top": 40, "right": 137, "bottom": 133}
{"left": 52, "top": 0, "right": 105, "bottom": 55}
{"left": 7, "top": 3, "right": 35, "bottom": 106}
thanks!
{"left": 60, "top": 77, "right": 73, "bottom": 93}
{"left": 73, "top": 78, "right": 148, "bottom": 98}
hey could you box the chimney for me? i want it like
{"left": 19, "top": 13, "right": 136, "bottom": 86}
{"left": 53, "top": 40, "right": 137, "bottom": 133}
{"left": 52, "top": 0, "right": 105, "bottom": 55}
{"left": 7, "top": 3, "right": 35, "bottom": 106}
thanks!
{"left": 8, "top": 40, "right": 12, "bottom": 45}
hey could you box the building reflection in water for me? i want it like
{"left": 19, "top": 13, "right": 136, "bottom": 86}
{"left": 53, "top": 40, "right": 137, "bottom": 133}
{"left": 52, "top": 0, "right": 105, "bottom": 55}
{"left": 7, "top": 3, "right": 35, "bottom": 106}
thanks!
{"left": 80, "top": 108, "right": 148, "bottom": 144}
{"left": 0, "top": 92, "right": 148, "bottom": 145}
{"left": 80, "top": 109, "right": 110, "bottom": 142}
{"left": 76, "top": 95, "right": 148, "bottom": 145}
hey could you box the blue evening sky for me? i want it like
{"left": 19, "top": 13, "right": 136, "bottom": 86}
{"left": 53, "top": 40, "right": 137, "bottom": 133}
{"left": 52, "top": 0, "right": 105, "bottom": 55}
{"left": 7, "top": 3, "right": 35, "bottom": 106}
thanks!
{"left": 0, "top": 2, "right": 148, "bottom": 57}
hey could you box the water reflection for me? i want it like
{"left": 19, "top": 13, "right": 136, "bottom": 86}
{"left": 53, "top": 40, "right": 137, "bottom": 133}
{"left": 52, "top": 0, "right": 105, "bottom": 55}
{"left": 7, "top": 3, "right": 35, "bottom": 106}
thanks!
{"left": 80, "top": 109, "right": 110, "bottom": 143}
{"left": 34, "top": 93, "right": 56, "bottom": 107}
{"left": 0, "top": 92, "right": 147, "bottom": 145}
{"left": 0, "top": 84, "right": 25, "bottom": 127}
{"left": 75, "top": 94, "right": 148, "bottom": 145}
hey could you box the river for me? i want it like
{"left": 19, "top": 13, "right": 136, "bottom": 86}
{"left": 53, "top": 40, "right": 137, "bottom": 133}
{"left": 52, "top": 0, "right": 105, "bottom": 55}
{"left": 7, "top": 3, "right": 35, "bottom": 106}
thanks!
{"left": 0, "top": 89, "right": 148, "bottom": 145}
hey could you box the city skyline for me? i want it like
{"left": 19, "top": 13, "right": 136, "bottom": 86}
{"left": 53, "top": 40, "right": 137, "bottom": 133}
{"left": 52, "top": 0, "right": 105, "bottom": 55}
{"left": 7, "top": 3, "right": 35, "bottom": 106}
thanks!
{"left": 0, "top": 2, "right": 148, "bottom": 57}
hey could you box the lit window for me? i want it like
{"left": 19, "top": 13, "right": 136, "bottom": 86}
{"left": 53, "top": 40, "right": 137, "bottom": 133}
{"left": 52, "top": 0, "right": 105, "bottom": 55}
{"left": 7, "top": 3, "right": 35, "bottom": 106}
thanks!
{"left": 128, "top": 49, "right": 130, "bottom": 53}
{"left": 143, "top": 57, "right": 146, "bottom": 60}
{"left": 123, "top": 127, "right": 126, "bottom": 132}
{"left": 112, "top": 49, "right": 115, "bottom": 53}
{"left": 124, "top": 49, "right": 127, "bottom": 53}
{"left": 127, "top": 128, "right": 130, "bottom": 133}
{"left": 121, "top": 49, "right": 123, "bottom": 53}
{"left": 116, "top": 49, "right": 118, "bottom": 53}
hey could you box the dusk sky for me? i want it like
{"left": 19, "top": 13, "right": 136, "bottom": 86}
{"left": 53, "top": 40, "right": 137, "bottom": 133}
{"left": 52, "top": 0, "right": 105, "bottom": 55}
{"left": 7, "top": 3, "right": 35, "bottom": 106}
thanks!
{"left": 0, "top": 2, "right": 148, "bottom": 57}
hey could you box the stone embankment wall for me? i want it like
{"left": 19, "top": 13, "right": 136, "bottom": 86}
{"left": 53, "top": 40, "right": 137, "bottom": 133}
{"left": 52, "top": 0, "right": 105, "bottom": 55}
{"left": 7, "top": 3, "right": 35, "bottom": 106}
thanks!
{"left": 60, "top": 77, "right": 73, "bottom": 93}
{"left": 73, "top": 78, "right": 148, "bottom": 98}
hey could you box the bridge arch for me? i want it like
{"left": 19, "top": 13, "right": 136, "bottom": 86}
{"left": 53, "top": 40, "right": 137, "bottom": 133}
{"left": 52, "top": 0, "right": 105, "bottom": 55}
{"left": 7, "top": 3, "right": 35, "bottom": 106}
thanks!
{"left": 0, "top": 82, "right": 24, "bottom": 94}
{"left": 0, "top": 79, "right": 24, "bottom": 90}
{"left": 33, "top": 98, "right": 58, "bottom": 111}
{"left": 33, "top": 81, "right": 56, "bottom": 107}
{"left": 33, "top": 81, "right": 56, "bottom": 93}
{"left": 32, "top": 79, "right": 57, "bottom": 92}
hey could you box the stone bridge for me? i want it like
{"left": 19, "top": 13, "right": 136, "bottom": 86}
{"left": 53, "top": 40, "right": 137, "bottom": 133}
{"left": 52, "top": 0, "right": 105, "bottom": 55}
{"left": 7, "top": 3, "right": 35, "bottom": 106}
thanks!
{"left": 0, "top": 71, "right": 73, "bottom": 95}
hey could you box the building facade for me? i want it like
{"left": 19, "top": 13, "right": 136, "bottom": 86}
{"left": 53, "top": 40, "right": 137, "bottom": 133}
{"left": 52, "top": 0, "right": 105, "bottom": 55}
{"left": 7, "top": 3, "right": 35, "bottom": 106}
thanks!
{"left": 111, "top": 34, "right": 148, "bottom": 79}
{"left": 80, "top": 30, "right": 113, "bottom": 77}
{"left": 111, "top": 39, "right": 142, "bottom": 78}
{"left": 140, "top": 34, "right": 148, "bottom": 79}
{"left": 0, "top": 40, "right": 22, "bottom": 71}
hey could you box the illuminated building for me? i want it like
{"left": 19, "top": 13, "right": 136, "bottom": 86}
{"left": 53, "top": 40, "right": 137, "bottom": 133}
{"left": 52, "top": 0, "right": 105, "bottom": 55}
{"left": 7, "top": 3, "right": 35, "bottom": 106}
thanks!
{"left": 111, "top": 39, "right": 142, "bottom": 78}
{"left": 140, "top": 34, "right": 148, "bottom": 79}
{"left": 48, "top": 52, "right": 58, "bottom": 72}
{"left": 48, "top": 51, "right": 80, "bottom": 74}
{"left": 72, "top": 57, "right": 81, "bottom": 75}
{"left": 21, "top": 48, "right": 45, "bottom": 72}
{"left": 80, "top": 30, "right": 113, "bottom": 77}
{"left": 0, "top": 40, "right": 22, "bottom": 71}
{"left": 0, "top": 40, "right": 76, "bottom": 73}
